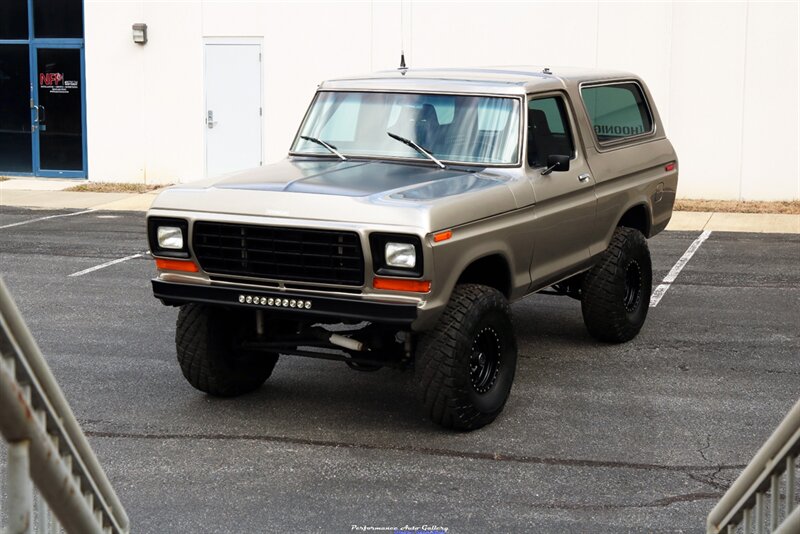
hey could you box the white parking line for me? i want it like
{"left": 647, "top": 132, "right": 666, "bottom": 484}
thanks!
{"left": 0, "top": 209, "right": 95, "bottom": 230}
{"left": 68, "top": 253, "right": 144, "bottom": 277}
{"left": 649, "top": 230, "right": 712, "bottom": 307}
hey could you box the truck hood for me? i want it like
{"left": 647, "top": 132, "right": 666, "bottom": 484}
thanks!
{"left": 150, "top": 158, "right": 520, "bottom": 231}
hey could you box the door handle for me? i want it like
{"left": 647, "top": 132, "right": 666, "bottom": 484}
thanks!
{"left": 206, "top": 110, "right": 217, "bottom": 129}
{"left": 31, "top": 104, "right": 46, "bottom": 130}
{"left": 578, "top": 173, "right": 592, "bottom": 183}
{"left": 33, "top": 105, "right": 47, "bottom": 131}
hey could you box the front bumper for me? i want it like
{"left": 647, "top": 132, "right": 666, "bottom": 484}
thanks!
{"left": 152, "top": 280, "right": 418, "bottom": 324}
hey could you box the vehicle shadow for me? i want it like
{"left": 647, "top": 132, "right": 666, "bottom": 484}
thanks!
{"left": 182, "top": 294, "right": 600, "bottom": 436}
{"left": 511, "top": 294, "right": 595, "bottom": 352}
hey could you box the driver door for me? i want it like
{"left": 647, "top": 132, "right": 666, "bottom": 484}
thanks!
{"left": 526, "top": 94, "right": 597, "bottom": 288}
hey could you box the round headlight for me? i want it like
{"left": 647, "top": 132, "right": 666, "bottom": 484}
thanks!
{"left": 385, "top": 242, "right": 416, "bottom": 268}
{"left": 157, "top": 226, "right": 184, "bottom": 250}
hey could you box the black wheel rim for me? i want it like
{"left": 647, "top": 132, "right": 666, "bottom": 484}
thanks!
{"left": 623, "top": 260, "right": 643, "bottom": 312}
{"left": 470, "top": 326, "right": 501, "bottom": 394}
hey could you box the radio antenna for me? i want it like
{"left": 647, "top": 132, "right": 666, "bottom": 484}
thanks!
{"left": 398, "top": 0, "right": 408, "bottom": 74}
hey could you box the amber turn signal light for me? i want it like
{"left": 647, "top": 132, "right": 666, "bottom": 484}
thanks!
{"left": 373, "top": 277, "right": 431, "bottom": 293}
{"left": 433, "top": 230, "right": 452, "bottom": 243}
{"left": 155, "top": 258, "right": 199, "bottom": 272}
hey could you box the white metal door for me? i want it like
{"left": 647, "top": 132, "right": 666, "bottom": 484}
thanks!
{"left": 204, "top": 42, "right": 262, "bottom": 177}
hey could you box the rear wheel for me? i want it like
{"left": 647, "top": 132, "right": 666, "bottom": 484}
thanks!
{"left": 175, "top": 304, "right": 278, "bottom": 396}
{"left": 415, "top": 284, "right": 517, "bottom": 430}
{"left": 581, "top": 226, "right": 652, "bottom": 342}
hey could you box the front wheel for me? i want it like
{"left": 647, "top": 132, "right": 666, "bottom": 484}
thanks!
{"left": 415, "top": 284, "right": 517, "bottom": 431}
{"left": 581, "top": 226, "right": 652, "bottom": 342}
{"left": 175, "top": 304, "right": 278, "bottom": 396}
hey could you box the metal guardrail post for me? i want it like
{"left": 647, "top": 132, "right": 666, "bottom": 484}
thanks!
{"left": 0, "top": 355, "right": 103, "bottom": 533}
{"left": 774, "top": 506, "right": 800, "bottom": 534}
{"left": 0, "top": 278, "right": 129, "bottom": 533}
{"left": 770, "top": 473, "right": 779, "bottom": 531}
{"left": 787, "top": 455, "right": 796, "bottom": 515}
{"left": 37, "top": 495, "right": 56, "bottom": 534}
{"left": 707, "top": 399, "right": 800, "bottom": 534}
{"left": 8, "top": 440, "right": 33, "bottom": 534}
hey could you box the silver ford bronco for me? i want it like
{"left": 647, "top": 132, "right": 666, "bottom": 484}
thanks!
{"left": 147, "top": 67, "right": 678, "bottom": 430}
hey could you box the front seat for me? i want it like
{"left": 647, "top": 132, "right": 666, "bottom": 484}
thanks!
{"left": 416, "top": 103, "right": 440, "bottom": 147}
{"left": 389, "top": 105, "right": 440, "bottom": 148}
{"left": 528, "top": 109, "right": 559, "bottom": 168}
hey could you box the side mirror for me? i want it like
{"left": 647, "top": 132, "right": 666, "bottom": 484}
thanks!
{"left": 541, "top": 154, "right": 570, "bottom": 175}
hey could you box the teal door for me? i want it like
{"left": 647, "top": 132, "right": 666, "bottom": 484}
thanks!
{"left": 33, "top": 45, "right": 86, "bottom": 177}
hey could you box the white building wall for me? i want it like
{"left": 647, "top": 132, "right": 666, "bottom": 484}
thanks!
{"left": 669, "top": 2, "right": 750, "bottom": 200}
{"left": 85, "top": 1, "right": 205, "bottom": 184}
{"left": 201, "top": 1, "right": 374, "bottom": 166}
{"left": 739, "top": 1, "right": 800, "bottom": 201}
{"left": 85, "top": 1, "right": 149, "bottom": 183}
{"left": 85, "top": 0, "right": 800, "bottom": 200}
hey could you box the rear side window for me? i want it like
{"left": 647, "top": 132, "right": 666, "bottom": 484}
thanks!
{"left": 581, "top": 82, "right": 653, "bottom": 143}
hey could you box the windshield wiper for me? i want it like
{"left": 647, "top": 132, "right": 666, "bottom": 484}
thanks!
{"left": 386, "top": 131, "right": 446, "bottom": 169}
{"left": 300, "top": 135, "right": 347, "bottom": 161}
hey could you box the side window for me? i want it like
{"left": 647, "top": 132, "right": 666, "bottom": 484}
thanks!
{"left": 581, "top": 82, "right": 653, "bottom": 143}
{"left": 527, "top": 96, "right": 574, "bottom": 168}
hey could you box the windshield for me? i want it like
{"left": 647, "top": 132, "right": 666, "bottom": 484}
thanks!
{"left": 291, "top": 92, "right": 521, "bottom": 166}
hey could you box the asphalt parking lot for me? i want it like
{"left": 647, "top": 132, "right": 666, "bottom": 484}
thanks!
{"left": 0, "top": 206, "right": 798, "bottom": 533}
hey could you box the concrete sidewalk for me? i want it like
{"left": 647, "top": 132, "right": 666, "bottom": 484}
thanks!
{"left": 0, "top": 178, "right": 160, "bottom": 212}
{"left": 1, "top": 178, "right": 799, "bottom": 233}
{"left": 667, "top": 210, "right": 799, "bottom": 233}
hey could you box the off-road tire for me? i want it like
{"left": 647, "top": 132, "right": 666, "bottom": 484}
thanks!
{"left": 416, "top": 284, "right": 517, "bottom": 430}
{"left": 581, "top": 226, "right": 652, "bottom": 343}
{"left": 176, "top": 304, "right": 278, "bottom": 396}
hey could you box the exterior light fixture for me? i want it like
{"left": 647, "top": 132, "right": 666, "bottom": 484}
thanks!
{"left": 132, "top": 23, "right": 147, "bottom": 44}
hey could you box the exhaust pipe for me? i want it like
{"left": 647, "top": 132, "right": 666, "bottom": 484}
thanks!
{"left": 311, "top": 327, "right": 365, "bottom": 352}
{"left": 329, "top": 333, "right": 365, "bottom": 352}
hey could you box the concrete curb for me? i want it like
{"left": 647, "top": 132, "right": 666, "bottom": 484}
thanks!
{"left": 667, "top": 211, "right": 800, "bottom": 234}
{"left": 1, "top": 183, "right": 798, "bottom": 234}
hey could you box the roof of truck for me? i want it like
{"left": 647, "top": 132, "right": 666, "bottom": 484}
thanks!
{"left": 319, "top": 66, "right": 637, "bottom": 95}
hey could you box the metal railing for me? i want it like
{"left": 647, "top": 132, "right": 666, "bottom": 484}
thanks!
{"left": 707, "top": 398, "right": 800, "bottom": 534}
{"left": 0, "top": 278, "right": 129, "bottom": 534}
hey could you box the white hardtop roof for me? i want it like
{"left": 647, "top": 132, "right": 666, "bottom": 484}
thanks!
{"left": 319, "top": 66, "right": 637, "bottom": 95}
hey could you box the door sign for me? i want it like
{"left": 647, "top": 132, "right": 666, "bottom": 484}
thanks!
{"left": 39, "top": 72, "right": 78, "bottom": 94}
